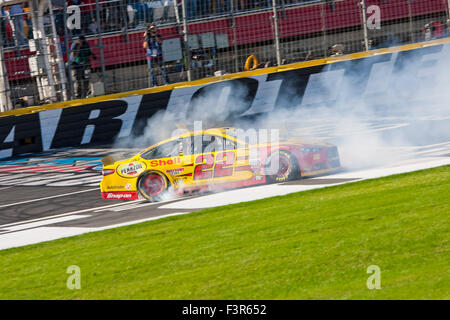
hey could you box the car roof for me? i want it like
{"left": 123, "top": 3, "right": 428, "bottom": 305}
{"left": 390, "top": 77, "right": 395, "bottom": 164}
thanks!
{"left": 139, "top": 127, "right": 238, "bottom": 154}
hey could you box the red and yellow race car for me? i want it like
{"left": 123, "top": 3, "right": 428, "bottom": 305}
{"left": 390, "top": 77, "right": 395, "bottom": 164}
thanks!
{"left": 100, "top": 127, "right": 341, "bottom": 201}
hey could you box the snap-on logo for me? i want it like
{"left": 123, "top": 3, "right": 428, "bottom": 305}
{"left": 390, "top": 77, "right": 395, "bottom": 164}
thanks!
{"left": 107, "top": 193, "right": 132, "bottom": 199}
{"left": 102, "top": 192, "right": 139, "bottom": 199}
{"left": 117, "top": 162, "right": 146, "bottom": 178}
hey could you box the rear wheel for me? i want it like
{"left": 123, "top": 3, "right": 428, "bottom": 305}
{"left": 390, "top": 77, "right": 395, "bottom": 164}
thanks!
{"left": 266, "top": 150, "right": 299, "bottom": 183}
{"left": 137, "top": 171, "right": 169, "bottom": 201}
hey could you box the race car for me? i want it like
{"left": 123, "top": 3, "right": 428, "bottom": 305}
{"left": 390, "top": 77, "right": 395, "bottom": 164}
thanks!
{"left": 100, "top": 127, "right": 341, "bottom": 201}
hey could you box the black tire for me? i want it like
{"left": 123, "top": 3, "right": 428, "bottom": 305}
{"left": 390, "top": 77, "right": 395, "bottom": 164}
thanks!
{"left": 137, "top": 171, "right": 169, "bottom": 202}
{"left": 266, "top": 150, "right": 300, "bottom": 183}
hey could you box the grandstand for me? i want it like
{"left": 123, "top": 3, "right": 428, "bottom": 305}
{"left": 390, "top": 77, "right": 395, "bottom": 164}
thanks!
{"left": 1, "top": 0, "right": 449, "bottom": 111}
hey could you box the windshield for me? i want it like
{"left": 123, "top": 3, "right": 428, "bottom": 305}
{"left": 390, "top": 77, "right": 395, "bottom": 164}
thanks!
{"left": 140, "top": 140, "right": 180, "bottom": 160}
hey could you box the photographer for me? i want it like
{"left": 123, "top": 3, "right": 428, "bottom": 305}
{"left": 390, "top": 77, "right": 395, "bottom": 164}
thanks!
{"left": 143, "top": 23, "right": 169, "bottom": 87}
{"left": 69, "top": 35, "right": 97, "bottom": 99}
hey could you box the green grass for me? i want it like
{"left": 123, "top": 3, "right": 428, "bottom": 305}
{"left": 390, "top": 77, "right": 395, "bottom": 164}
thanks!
{"left": 0, "top": 166, "right": 449, "bottom": 299}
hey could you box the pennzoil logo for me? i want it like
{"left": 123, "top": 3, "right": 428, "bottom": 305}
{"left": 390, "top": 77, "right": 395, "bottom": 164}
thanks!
{"left": 117, "top": 162, "right": 146, "bottom": 178}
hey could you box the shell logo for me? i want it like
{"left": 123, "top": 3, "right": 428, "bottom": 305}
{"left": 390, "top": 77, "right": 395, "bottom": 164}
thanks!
{"left": 117, "top": 162, "right": 146, "bottom": 178}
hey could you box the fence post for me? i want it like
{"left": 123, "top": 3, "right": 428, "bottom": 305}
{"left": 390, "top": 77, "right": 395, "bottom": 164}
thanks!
{"left": 29, "top": 0, "right": 45, "bottom": 102}
{"left": 62, "top": 0, "right": 74, "bottom": 100}
{"left": 359, "top": 0, "right": 369, "bottom": 51}
{"left": 47, "top": 0, "right": 68, "bottom": 101}
{"left": 407, "top": 0, "right": 414, "bottom": 43}
{"left": 230, "top": 0, "right": 239, "bottom": 73}
{"left": 181, "top": 0, "right": 192, "bottom": 81}
{"left": 448, "top": 0, "right": 450, "bottom": 19}
{"left": 271, "top": 0, "right": 281, "bottom": 66}
{"left": 34, "top": 0, "right": 58, "bottom": 102}
{"left": 121, "top": 1, "right": 129, "bottom": 42}
{"left": 321, "top": 2, "right": 328, "bottom": 58}
{"left": 0, "top": 17, "right": 12, "bottom": 112}
{"left": 95, "top": 0, "right": 107, "bottom": 92}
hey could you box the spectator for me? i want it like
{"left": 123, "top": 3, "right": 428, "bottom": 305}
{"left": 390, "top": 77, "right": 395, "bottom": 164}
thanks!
{"left": 186, "top": 0, "right": 199, "bottom": 19}
{"left": 88, "top": 17, "right": 99, "bottom": 34}
{"left": 4, "top": 11, "right": 14, "bottom": 46}
{"left": 69, "top": 35, "right": 97, "bottom": 98}
{"left": 102, "top": 0, "right": 122, "bottom": 32}
{"left": 239, "top": 0, "right": 249, "bottom": 11}
{"left": 191, "top": 47, "right": 215, "bottom": 70}
{"left": 0, "top": 7, "right": 9, "bottom": 46}
{"left": 191, "top": 47, "right": 205, "bottom": 69}
{"left": 8, "top": 4, "right": 26, "bottom": 46}
{"left": 23, "top": 4, "right": 32, "bottom": 40}
{"left": 198, "top": 0, "right": 211, "bottom": 16}
{"left": 143, "top": 23, "right": 169, "bottom": 87}
{"left": 215, "top": 0, "right": 231, "bottom": 14}
{"left": 80, "top": 0, "right": 97, "bottom": 34}
{"left": 50, "top": 0, "right": 65, "bottom": 32}
{"left": 98, "top": 0, "right": 112, "bottom": 31}
{"left": 330, "top": 44, "right": 344, "bottom": 56}
{"left": 423, "top": 23, "right": 433, "bottom": 41}
{"left": 57, "top": 27, "right": 68, "bottom": 62}
{"left": 118, "top": 0, "right": 130, "bottom": 31}
{"left": 134, "top": 0, "right": 149, "bottom": 25}
{"left": 127, "top": 2, "right": 136, "bottom": 28}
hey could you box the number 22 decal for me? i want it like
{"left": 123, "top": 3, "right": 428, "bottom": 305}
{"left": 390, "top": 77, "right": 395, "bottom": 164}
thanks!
{"left": 194, "top": 152, "right": 235, "bottom": 180}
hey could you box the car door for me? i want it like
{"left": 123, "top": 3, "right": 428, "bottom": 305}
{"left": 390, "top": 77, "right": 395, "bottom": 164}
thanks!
{"left": 226, "top": 136, "right": 256, "bottom": 182}
{"left": 191, "top": 134, "right": 254, "bottom": 185}
{"left": 191, "top": 134, "right": 222, "bottom": 183}
{"left": 209, "top": 135, "right": 236, "bottom": 182}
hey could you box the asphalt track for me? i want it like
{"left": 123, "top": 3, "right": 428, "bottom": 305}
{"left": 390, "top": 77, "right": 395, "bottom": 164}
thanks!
{"left": 1, "top": 116, "right": 450, "bottom": 250}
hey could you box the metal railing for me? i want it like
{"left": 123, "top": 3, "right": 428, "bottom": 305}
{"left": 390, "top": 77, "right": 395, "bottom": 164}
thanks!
{"left": 1, "top": 0, "right": 450, "bottom": 112}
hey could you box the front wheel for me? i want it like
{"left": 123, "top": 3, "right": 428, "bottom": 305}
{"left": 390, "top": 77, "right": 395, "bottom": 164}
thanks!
{"left": 137, "top": 171, "right": 169, "bottom": 201}
{"left": 266, "top": 150, "right": 299, "bottom": 183}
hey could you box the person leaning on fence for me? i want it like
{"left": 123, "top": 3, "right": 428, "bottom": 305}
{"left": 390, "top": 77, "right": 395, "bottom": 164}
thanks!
{"left": 69, "top": 35, "right": 97, "bottom": 99}
{"left": 0, "top": 7, "right": 9, "bottom": 46}
{"left": 8, "top": 3, "right": 26, "bottom": 46}
{"left": 143, "top": 23, "right": 169, "bottom": 87}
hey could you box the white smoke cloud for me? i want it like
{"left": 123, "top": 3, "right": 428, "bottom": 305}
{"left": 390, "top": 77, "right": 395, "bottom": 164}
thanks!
{"left": 247, "top": 45, "right": 450, "bottom": 169}
{"left": 115, "top": 43, "right": 450, "bottom": 171}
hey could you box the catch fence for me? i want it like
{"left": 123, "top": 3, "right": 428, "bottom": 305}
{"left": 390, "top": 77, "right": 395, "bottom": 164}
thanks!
{"left": 0, "top": 0, "right": 449, "bottom": 111}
